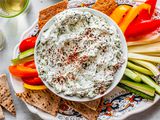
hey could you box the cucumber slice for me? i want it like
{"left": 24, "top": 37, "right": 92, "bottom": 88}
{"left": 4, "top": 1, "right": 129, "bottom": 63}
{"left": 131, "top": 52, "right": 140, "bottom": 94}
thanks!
{"left": 125, "top": 68, "right": 141, "bottom": 82}
{"left": 118, "top": 83, "right": 155, "bottom": 100}
{"left": 11, "top": 56, "right": 34, "bottom": 65}
{"left": 137, "top": 73, "right": 160, "bottom": 95}
{"left": 120, "top": 80, "right": 155, "bottom": 97}
{"left": 18, "top": 48, "right": 34, "bottom": 59}
{"left": 127, "top": 61, "right": 153, "bottom": 76}
{"left": 128, "top": 53, "right": 160, "bottom": 64}
{"left": 131, "top": 59, "right": 159, "bottom": 76}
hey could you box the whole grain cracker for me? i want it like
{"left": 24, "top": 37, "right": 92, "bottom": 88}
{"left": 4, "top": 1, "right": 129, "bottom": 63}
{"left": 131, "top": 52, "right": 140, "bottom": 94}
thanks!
{"left": 82, "top": 98, "right": 102, "bottom": 111}
{"left": 0, "top": 74, "right": 16, "bottom": 116}
{"left": 92, "top": 0, "right": 118, "bottom": 15}
{"left": 16, "top": 89, "right": 61, "bottom": 116}
{"left": 64, "top": 100, "right": 100, "bottom": 120}
{"left": 0, "top": 106, "right": 4, "bottom": 120}
{"left": 38, "top": 0, "right": 68, "bottom": 29}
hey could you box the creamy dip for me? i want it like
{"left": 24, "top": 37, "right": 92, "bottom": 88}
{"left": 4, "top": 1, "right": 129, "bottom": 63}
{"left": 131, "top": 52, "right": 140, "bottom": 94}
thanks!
{"left": 36, "top": 9, "right": 124, "bottom": 98}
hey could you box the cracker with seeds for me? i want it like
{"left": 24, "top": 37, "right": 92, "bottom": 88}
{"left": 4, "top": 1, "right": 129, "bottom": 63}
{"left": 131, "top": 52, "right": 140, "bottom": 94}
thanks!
{"left": 38, "top": 0, "right": 68, "bottom": 29}
{"left": 92, "top": 0, "right": 118, "bottom": 15}
{"left": 64, "top": 100, "right": 100, "bottom": 120}
{"left": 16, "top": 89, "right": 61, "bottom": 116}
{"left": 82, "top": 98, "right": 102, "bottom": 111}
{"left": 0, "top": 106, "right": 4, "bottom": 120}
{"left": 0, "top": 74, "right": 16, "bottom": 116}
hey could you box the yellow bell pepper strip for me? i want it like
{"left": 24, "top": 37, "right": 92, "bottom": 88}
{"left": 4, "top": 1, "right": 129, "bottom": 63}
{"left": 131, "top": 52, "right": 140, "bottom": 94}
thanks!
{"left": 23, "top": 83, "right": 47, "bottom": 90}
{"left": 119, "top": 3, "right": 151, "bottom": 33}
{"left": 110, "top": 5, "right": 132, "bottom": 24}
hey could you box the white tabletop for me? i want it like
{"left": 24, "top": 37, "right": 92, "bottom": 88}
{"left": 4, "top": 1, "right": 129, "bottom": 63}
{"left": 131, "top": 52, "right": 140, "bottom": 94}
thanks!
{"left": 0, "top": 0, "right": 160, "bottom": 120}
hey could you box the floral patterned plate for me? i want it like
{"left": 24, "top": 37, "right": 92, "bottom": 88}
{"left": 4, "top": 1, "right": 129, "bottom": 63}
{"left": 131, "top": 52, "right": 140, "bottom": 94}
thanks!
{"left": 10, "top": 0, "right": 160, "bottom": 120}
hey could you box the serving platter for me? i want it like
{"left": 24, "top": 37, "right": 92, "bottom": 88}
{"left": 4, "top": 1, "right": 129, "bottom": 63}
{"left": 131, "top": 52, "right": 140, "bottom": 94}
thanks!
{"left": 10, "top": 0, "right": 160, "bottom": 120}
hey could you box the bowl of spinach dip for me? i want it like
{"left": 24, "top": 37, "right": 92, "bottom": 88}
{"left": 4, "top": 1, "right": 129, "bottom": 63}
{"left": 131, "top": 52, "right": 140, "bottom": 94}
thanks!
{"left": 35, "top": 8, "right": 128, "bottom": 102}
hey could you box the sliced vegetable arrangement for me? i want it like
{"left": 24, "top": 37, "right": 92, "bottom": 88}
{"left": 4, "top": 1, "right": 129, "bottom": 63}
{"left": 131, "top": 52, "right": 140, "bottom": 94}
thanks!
{"left": 9, "top": 36, "right": 46, "bottom": 90}
{"left": 110, "top": 0, "right": 160, "bottom": 41}
{"left": 119, "top": 3, "right": 151, "bottom": 33}
{"left": 8, "top": 0, "right": 160, "bottom": 101}
{"left": 119, "top": 55, "right": 160, "bottom": 100}
{"left": 125, "top": 0, "right": 159, "bottom": 38}
{"left": 109, "top": 0, "right": 160, "bottom": 101}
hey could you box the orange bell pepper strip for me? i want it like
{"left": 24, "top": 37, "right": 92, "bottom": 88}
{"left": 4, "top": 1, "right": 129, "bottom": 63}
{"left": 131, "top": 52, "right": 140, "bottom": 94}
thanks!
{"left": 110, "top": 5, "right": 132, "bottom": 24}
{"left": 9, "top": 65, "right": 38, "bottom": 78}
{"left": 23, "top": 83, "right": 47, "bottom": 90}
{"left": 119, "top": 3, "right": 151, "bottom": 33}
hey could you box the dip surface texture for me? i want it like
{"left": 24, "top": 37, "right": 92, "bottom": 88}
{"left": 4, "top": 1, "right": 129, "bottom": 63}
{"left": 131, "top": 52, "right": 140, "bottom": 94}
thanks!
{"left": 36, "top": 10, "right": 124, "bottom": 98}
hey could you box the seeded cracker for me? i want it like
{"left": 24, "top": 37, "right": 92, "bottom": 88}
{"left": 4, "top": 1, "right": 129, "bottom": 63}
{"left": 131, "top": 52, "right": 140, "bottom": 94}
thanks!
{"left": 92, "top": 0, "right": 118, "bottom": 15}
{"left": 82, "top": 98, "right": 102, "bottom": 111}
{"left": 16, "top": 89, "right": 61, "bottom": 116}
{"left": 0, "top": 106, "right": 4, "bottom": 120}
{"left": 38, "top": 0, "right": 68, "bottom": 30}
{"left": 0, "top": 74, "right": 16, "bottom": 116}
{"left": 64, "top": 100, "right": 100, "bottom": 120}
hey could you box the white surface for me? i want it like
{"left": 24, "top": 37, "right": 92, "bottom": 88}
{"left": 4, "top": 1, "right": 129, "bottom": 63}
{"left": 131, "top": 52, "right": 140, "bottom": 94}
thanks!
{"left": 0, "top": 30, "right": 5, "bottom": 51}
{"left": 0, "top": 0, "right": 160, "bottom": 120}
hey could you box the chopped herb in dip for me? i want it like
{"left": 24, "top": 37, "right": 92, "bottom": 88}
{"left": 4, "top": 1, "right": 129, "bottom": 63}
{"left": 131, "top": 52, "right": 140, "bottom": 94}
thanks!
{"left": 36, "top": 9, "right": 124, "bottom": 98}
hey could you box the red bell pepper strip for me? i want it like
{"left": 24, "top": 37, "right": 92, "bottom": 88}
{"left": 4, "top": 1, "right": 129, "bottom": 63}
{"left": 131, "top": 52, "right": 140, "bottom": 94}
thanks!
{"left": 119, "top": 3, "right": 151, "bottom": 33}
{"left": 125, "top": 19, "right": 160, "bottom": 38}
{"left": 23, "top": 61, "right": 36, "bottom": 69}
{"left": 19, "top": 36, "right": 37, "bottom": 52}
{"left": 9, "top": 65, "right": 38, "bottom": 78}
{"left": 145, "top": 0, "right": 157, "bottom": 16}
{"left": 135, "top": 0, "right": 157, "bottom": 21}
{"left": 125, "top": 0, "right": 158, "bottom": 38}
{"left": 22, "top": 77, "right": 43, "bottom": 85}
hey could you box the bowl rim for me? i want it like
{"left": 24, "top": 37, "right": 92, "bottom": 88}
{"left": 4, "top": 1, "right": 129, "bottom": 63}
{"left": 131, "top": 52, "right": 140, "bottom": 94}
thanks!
{"left": 34, "top": 7, "right": 128, "bottom": 102}
{"left": 0, "top": 0, "right": 30, "bottom": 18}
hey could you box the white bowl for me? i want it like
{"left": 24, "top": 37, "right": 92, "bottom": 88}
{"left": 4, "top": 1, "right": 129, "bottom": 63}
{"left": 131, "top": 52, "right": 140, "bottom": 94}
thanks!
{"left": 35, "top": 8, "right": 128, "bottom": 102}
